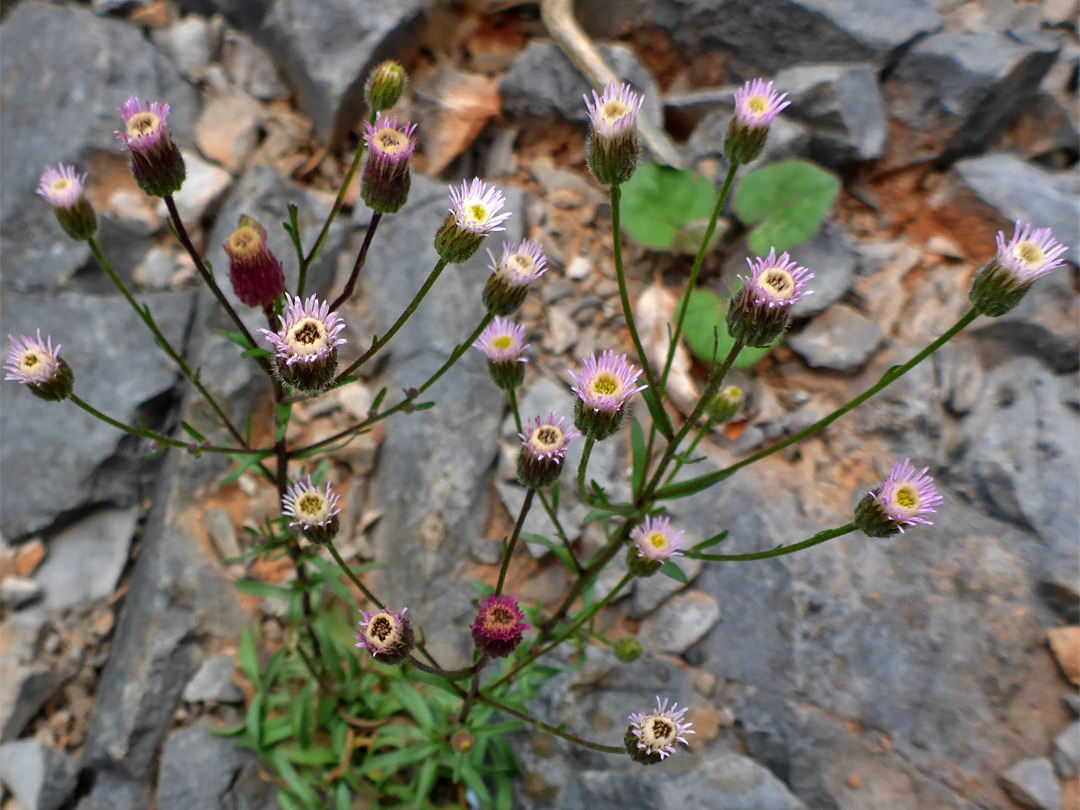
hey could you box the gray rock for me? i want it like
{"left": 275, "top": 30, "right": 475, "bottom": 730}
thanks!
{"left": 0, "top": 667, "right": 60, "bottom": 744}
{"left": 32, "top": 508, "right": 138, "bottom": 611}
{"left": 1065, "top": 692, "right": 1080, "bottom": 716}
{"left": 638, "top": 589, "right": 721, "bottom": 654}
{"left": 773, "top": 63, "right": 887, "bottom": 166}
{"left": 634, "top": 0, "right": 942, "bottom": 70}
{"left": 628, "top": 555, "right": 703, "bottom": 619}
{"left": 1052, "top": 721, "right": 1079, "bottom": 778}
{"left": 182, "top": 654, "right": 244, "bottom": 703}
{"left": 0, "top": 2, "right": 197, "bottom": 291}
{"left": 151, "top": 16, "right": 213, "bottom": 82}
{"left": 889, "top": 31, "right": 1059, "bottom": 162}
{"left": 361, "top": 176, "right": 520, "bottom": 667}
{"left": 999, "top": 757, "right": 1061, "bottom": 810}
{"left": 175, "top": 0, "right": 269, "bottom": 30}
{"left": 221, "top": 28, "right": 290, "bottom": 102}
{"left": 501, "top": 42, "right": 663, "bottom": 136}
{"left": 156, "top": 152, "right": 233, "bottom": 225}
{"left": 0, "top": 739, "right": 79, "bottom": 810}
{"left": 497, "top": 483, "right": 568, "bottom": 561}
{"left": 258, "top": 0, "right": 431, "bottom": 145}
{"left": 203, "top": 507, "right": 241, "bottom": 559}
{"left": 0, "top": 291, "right": 195, "bottom": 539}
{"left": 689, "top": 112, "right": 810, "bottom": 170}
{"left": 789, "top": 221, "right": 859, "bottom": 317}
{"left": 788, "top": 306, "right": 885, "bottom": 372}
{"left": 157, "top": 723, "right": 258, "bottom": 810}
{"left": 0, "top": 577, "right": 42, "bottom": 610}
{"left": 74, "top": 771, "right": 147, "bottom": 810}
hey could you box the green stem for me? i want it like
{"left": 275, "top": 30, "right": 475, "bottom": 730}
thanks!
{"left": 576, "top": 436, "right": 595, "bottom": 503}
{"left": 405, "top": 655, "right": 483, "bottom": 680}
{"left": 329, "top": 212, "right": 382, "bottom": 312}
{"left": 690, "top": 523, "right": 857, "bottom": 561}
{"left": 657, "top": 310, "right": 981, "bottom": 500}
{"left": 477, "top": 694, "right": 625, "bottom": 755}
{"left": 458, "top": 655, "right": 489, "bottom": 724}
{"left": 664, "top": 417, "right": 713, "bottom": 487}
{"left": 496, "top": 489, "right": 534, "bottom": 596}
{"left": 326, "top": 540, "right": 385, "bottom": 610}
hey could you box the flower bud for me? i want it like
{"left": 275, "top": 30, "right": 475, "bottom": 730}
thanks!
{"left": 625, "top": 697, "right": 694, "bottom": 765}
{"left": 726, "top": 250, "right": 813, "bottom": 348}
{"left": 37, "top": 165, "right": 97, "bottom": 241}
{"left": 473, "top": 317, "right": 528, "bottom": 390}
{"left": 259, "top": 294, "right": 347, "bottom": 395}
{"left": 613, "top": 638, "right": 642, "bottom": 663}
{"left": 355, "top": 607, "right": 413, "bottom": 665}
{"left": 364, "top": 60, "right": 408, "bottom": 113}
{"left": 853, "top": 459, "right": 943, "bottom": 538}
{"left": 224, "top": 216, "right": 285, "bottom": 308}
{"left": 583, "top": 82, "right": 644, "bottom": 186}
{"left": 451, "top": 730, "right": 475, "bottom": 754}
{"left": 282, "top": 475, "right": 342, "bottom": 544}
{"left": 968, "top": 222, "right": 1068, "bottom": 317}
{"left": 434, "top": 179, "right": 512, "bottom": 264}
{"left": 707, "top": 385, "right": 743, "bottom": 424}
{"left": 517, "top": 411, "right": 580, "bottom": 489}
{"left": 360, "top": 114, "right": 417, "bottom": 214}
{"left": 724, "top": 79, "right": 789, "bottom": 166}
{"left": 4, "top": 331, "right": 73, "bottom": 402}
{"left": 471, "top": 595, "right": 529, "bottom": 659}
{"left": 569, "top": 351, "right": 646, "bottom": 441}
{"left": 482, "top": 240, "right": 548, "bottom": 316}
{"left": 116, "top": 97, "right": 185, "bottom": 197}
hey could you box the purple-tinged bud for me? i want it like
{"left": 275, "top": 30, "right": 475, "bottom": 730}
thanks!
{"left": 282, "top": 475, "right": 342, "bottom": 544}
{"left": 969, "top": 221, "right": 1069, "bottom": 317}
{"left": 451, "top": 730, "right": 475, "bottom": 754}
{"left": 4, "top": 330, "right": 73, "bottom": 402}
{"left": 706, "top": 385, "right": 743, "bottom": 424}
{"left": 726, "top": 249, "right": 813, "bottom": 348}
{"left": 365, "top": 60, "right": 408, "bottom": 113}
{"left": 355, "top": 607, "right": 413, "bottom": 664}
{"left": 259, "top": 294, "right": 347, "bottom": 394}
{"left": 37, "top": 165, "right": 97, "bottom": 241}
{"left": 473, "top": 317, "right": 529, "bottom": 390}
{"left": 625, "top": 697, "right": 695, "bottom": 765}
{"left": 724, "top": 79, "right": 790, "bottom": 166}
{"left": 568, "top": 350, "right": 646, "bottom": 441}
{"left": 482, "top": 239, "right": 547, "bottom": 316}
{"left": 471, "top": 594, "right": 529, "bottom": 659}
{"left": 613, "top": 637, "right": 643, "bottom": 663}
{"left": 116, "top": 97, "right": 186, "bottom": 197}
{"left": 854, "top": 459, "right": 943, "bottom": 538}
{"left": 361, "top": 114, "right": 417, "bottom": 214}
{"left": 626, "top": 516, "right": 685, "bottom": 578}
{"left": 434, "top": 179, "right": 512, "bottom": 264}
{"left": 583, "top": 81, "right": 643, "bottom": 186}
{"left": 224, "top": 215, "right": 285, "bottom": 308}
{"left": 517, "top": 410, "right": 580, "bottom": 489}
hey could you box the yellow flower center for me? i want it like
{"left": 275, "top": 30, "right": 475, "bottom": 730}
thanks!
{"left": 891, "top": 484, "right": 920, "bottom": 515}
{"left": 126, "top": 111, "right": 161, "bottom": 137}
{"left": 227, "top": 225, "right": 261, "bottom": 259}
{"left": 757, "top": 267, "right": 795, "bottom": 299}
{"left": 745, "top": 95, "right": 769, "bottom": 116}
{"left": 507, "top": 253, "right": 535, "bottom": 277}
{"left": 492, "top": 334, "right": 513, "bottom": 351}
{"left": 19, "top": 351, "right": 43, "bottom": 375}
{"left": 366, "top": 612, "right": 398, "bottom": 645}
{"left": 648, "top": 532, "right": 668, "bottom": 550}
{"left": 590, "top": 372, "right": 621, "bottom": 398}
{"left": 297, "top": 492, "right": 329, "bottom": 522}
{"left": 1012, "top": 240, "right": 1045, "bottom": 269}
{"left": 465, "top": 203, "right": 488, "bottom": 227}
{"left": 50, "top": 178, "right": 71, "bottom": 194}
{"left": 374, "top": 127, "right": 408, "bottom": 155}
{"left": 642, "top": 715, "right": 676, "bottom": 749}
{"left": 531, "top": 425, "right": 563, "bottom": 450}
{"left": 600, "top": 99, "right": 630, "bottom": 124}
{"left": 484, "top": 606, "right": 516, "bottom": 631}
{"left": 285, "top": 317, "right": 329, "bottom": 356}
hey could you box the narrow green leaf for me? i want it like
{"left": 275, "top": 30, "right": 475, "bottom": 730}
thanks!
{"left": 659, "top": 560, "right": 687, "bottom": 583}
{"left": 694, "top": 530, "right": 730, "bottom": 550}
{"left": 180, "top": 421, "right": 206, "bottom": 442}
{"left": 218, "top": 329, "right": 255, "bottom": 352}
{"left": 640, "top": 386, "right": 673, "bottom": 439}
{"left": 520, "top": 533, "right": 576, "bottom": 572}
{"left": 239, "top": 626, "right": 260, "bottom": 687}
{"left": 275, "top": 402, "right": 292, "bottom": 443}
{"left": 388, "top": 680, "right": 436, "bottom": 730}
{"left": 630, "top": 417, "right": 647, "bottom": 495}
{"left": 414, "top": 759, "right": 438, "bottom": 809}
{"left": 360, "top": 742, "right": 441, "bottom": 777}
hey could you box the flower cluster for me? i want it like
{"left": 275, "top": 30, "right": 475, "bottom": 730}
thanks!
{"left": 116, "top": 97, "right": 186, "bottom": 197}
{"left": 627, "top": 516, "right": 685, "bottom": 577}
{"left": 482, "top": 239, "right": 548, "bottom": 316}
{"left": 725, "top": 79, "right": 789, "bottom": 165}
{"left": 361, "top": 113, "right": 417, "bottom": 214}
{"left": 854, "top": 459, "right": 943, "bottom": 538}
{"left": 472, "top": 594, "right": 529, "bottom": 658}
{"left": 726, "top": 249, "right": 813, "bottom": 348}
{"left": 473, "top": 317, "right": 529, "bottom": 390}
{"left": 4, "top": 331, "right": 73, "bottom": 402}
{"left": 37, "top": 165, "right": 97, "bottom": 241}
{"left": 355, "top": 607, "right": 414, "bottom": 664}
{"left": 282, "top": 475, "right": 341, "bottom": 544}
{"left": 260, "top": 294, "right": 347, "bottom": 394}
{"left": 224, "top": 215, "right": 285, "bottom": 309}
{"left": 584, "top": 81, "right": 644, "bottom": 186}
{"left": 569, "top": 351, "right": 646, "bottom": 441}
{"left": 517, "top": 410, "right": 580, "bottom": 489}
{"left": 435, "top": 178, "right": 512, "bottom": 263}
{"left": 625, "top": 697, "right": 695, "bottom": 765}
{"left": 969, "top": 222, "right": 1069, "bottom": 316}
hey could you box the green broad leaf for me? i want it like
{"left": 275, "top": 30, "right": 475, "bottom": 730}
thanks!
{"left": 659, "top": 560, "right": 687, "bottom": 583}
{"left": 620, "top": 164, "right": 716, "bottom": 252}
{"left": 734, "top": 159, "right": 839, "bottom": 255}
{"left": 630, "top": 417, "right": 647, "bottom": 496}
{"left": 388, "top": 681, "right": 436, "bottom": 730}
{"left": 640, "top": 385, "right": 674, "bottom": 440}
{"left": 520, "top": 533, "right": 577, "bottom": 572}
{"left": 694, "top": 530, "right": 730, "bottom": 551}
{"left": 683, "top": 289, "right": 778, "bottom": 369}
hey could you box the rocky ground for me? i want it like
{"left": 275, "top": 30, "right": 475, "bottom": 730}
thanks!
{"left": 1, "top": 0, "right": 1078, "bottom": 808}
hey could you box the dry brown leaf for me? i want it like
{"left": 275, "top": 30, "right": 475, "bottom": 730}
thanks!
{"left": 635, "top": 280, "right": 698, "bottom": 416}
{"left": 413, "top": 65, "right": 501, "bottom": 174}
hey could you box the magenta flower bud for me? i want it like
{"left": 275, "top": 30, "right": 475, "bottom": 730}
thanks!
{"left": 364, "top": 60, "right": 408, "bottom": 113}
{"left": 451, "top": 730, "right": 475, "bottom": 754}
{"left": 434, "top": 179, "right": 512, "bottom": 264}
{"left": 626, "top": 516, "right": 685, "bottom": 578}
{"left": 584, "top": 81, "right": 644, "bottom": 186}
{"left": 224, "top": 215, "right": 285, "bottom": 309}
{"left": 724, "top": 79, "right": 790, "bottom": 165}
{"left": 625, "top": 697, "right": 695, "bottom": 765}
{"left": 36, "top": 165, "right": 97, "bottom": 241}
{"left": 969, "top": 222, "right": 1069, "bottom": 317}
{"left": 4, "top": 330, "right": 73, "bottom": 402}
{"left": 517, "top": 410, "right": 581, "bottom": 489}
{"left": 361, "top": 114, "right": 417, "bottom": 214}
{"left": 726, "top": 249, "right": 813, "bottom": 348}
{"left": 471, "top": 594, "right": 529, "bottom": 658}
{"left": 282, "top": 475, "right": 342, "bottom": 544}
{"left": 568, "top": 350, "right": 646, "bottom": 441}
{"left": 473, "top": 317, "right": 529, "bottom": 390}
{"left": 481, "top": 240, "right": 548, "bottom": 316}
{"left": 116, "top": 97, "right": 186, "bottom": 197}
{"left": 259, "top": 294, "right": 347, "bottom": 395}
{"left": 854, "top": 459, "right": 943, "bottom": 538}
{"left": 355, "top": 607, "right": 413, "bottom": 664}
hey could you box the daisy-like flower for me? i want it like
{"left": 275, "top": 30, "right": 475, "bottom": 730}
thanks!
{"left": 517, "top": 410, "right": 581, "bottom": 489}
{"left": 282, "top": 475, "right": 342, "bottom": 543}
{"left": 725, "top": 78, "right": 790, "bottom": 165}
{"left": 568, "top": 350, "right": 646, "bottom": 441}
{"left": 969, "top": 222, "right": 1070, "bottom": 317}
{"left": 259, "top": 294, "right": 347, "bottom": 394}
{"left": 625, "top": 697, "right": 695, "bottom": 765}
{"left": 854, "top": 459, "right": 944, "bottom": 538}
{"left": 355, "top": 607, "right": 413, "bottom": 664}
{"left": 471, "top": 594, "right": 530, "bottom": 658}
{"left": 627, "top": 516, "right": 685, "bottom": 577}
{"left": 364, "top": 60, "right": 408, "bottom": 113}
{"left": 224, "top": 215, "right": 285, "bottom": 309}
{"left": 360, "top": 113, "right": 417, "bottom": 214}
{"left": 583, "top": 81, "right": 644, "bottom": 186}
{"left": 4, "top": 330, "right": 73, "bottom": 402}
{"left": 481, "top": 240, "right": 548, "bottom": 316}
{"left": 116, "top": 97, "right": 186, "bottom": 197}
{"left": 473, "top": 316, "right": 529, "bottom": 390}
{"left": 37, "top": 165, "right": 97, "bottom": 241}
{"left": 434, "top": 178, "right": 512, "bottom": 264}
{"left": 726, "top": 249, "right": 814, "bottom": 348}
